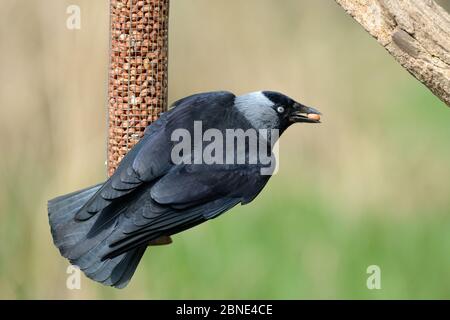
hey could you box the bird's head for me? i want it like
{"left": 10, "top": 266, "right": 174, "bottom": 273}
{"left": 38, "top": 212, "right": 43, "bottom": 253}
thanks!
{"left": 235, "top": 91, "right": 321, "bottom": 132}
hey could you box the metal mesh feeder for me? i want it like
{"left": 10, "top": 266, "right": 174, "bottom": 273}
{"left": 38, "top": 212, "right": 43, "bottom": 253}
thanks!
{"left": 107, "top": 0, "right": 170, "bottom": 176}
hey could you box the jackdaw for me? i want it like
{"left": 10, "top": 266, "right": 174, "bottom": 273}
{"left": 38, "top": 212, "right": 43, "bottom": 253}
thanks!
{"left": 48, "top": 91, "right": 321, "bottom": 288}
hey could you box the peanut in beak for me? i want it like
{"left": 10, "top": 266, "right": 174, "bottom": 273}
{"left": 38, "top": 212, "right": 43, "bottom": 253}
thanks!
{"left": 307, "top": 113, "right": 321, "bottom": 121}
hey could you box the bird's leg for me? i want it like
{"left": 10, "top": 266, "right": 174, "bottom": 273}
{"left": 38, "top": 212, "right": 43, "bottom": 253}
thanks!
{"left": 148, "top": 235, "right": 173, "bottom": 246}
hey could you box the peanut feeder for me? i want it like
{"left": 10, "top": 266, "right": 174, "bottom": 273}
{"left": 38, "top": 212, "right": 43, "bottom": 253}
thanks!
{"left": 107, "top": 0, "right": 170, "bottom": 176}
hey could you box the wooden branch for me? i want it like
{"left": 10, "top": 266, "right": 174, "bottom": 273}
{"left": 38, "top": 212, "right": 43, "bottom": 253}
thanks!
{"left": 335, "top": 0, "right": 450, "bottom": 107}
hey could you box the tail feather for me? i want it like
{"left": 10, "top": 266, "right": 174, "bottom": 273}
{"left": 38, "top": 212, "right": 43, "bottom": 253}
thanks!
{"left": 49, "top": 184, "right": 102, "bottom": 225}
{"left": 48, "top": 184, "right": 147, "bottom": 288}
{"left": 111, "top": 246, "right": 146, "bottom": 288}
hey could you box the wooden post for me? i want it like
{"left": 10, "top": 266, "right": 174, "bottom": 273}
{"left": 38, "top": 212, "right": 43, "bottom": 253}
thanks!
{"left": 107, "top": 0, "right": 170, "bottom": 176}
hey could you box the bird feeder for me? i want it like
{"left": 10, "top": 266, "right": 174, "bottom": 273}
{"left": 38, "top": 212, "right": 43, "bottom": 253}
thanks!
{"left": 107, "top": 0, "right": 170, "bottom": 176}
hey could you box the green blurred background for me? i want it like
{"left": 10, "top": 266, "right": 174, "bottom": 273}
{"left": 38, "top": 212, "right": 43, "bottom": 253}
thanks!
{"left": 0, "top": 0, "right": 450, "bottom": 299}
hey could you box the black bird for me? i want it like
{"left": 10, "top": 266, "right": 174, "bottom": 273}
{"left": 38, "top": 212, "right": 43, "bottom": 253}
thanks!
{"left": 48, "top": 91, "right": 321, "bottom": 288}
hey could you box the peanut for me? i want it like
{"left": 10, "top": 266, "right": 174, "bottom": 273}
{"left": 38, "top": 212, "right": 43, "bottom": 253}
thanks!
{"left": 307, "top": 114, "right": 321, "bottom": 121}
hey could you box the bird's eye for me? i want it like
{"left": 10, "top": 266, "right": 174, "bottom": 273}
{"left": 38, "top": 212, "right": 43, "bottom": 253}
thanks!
{"left": 277, "top": 106, "right": 285, "bottom": 113}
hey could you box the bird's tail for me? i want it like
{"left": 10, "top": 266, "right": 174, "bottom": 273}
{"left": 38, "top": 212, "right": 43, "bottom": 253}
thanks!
{"left": 48, "top": 184, "right": 146, "bottom": 288}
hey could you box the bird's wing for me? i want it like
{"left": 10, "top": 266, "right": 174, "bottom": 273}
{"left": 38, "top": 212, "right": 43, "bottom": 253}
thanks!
{"left": 151, "top": 164, "right": 270, "bottom": 208}
{"left": 102, "top": 164, "right": 271, "bottom": 258}
{"left": 75, "top": 91, "right": 236, "bottom": 221}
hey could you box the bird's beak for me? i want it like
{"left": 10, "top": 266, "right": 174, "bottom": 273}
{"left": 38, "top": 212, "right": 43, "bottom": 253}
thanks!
{"left": 289, "top": 103, "right": 322, "bottom": 123}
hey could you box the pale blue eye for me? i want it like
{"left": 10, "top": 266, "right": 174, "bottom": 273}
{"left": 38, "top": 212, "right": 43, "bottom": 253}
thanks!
{"left": 277, "top": 106, "right": 285, "bottom": 113}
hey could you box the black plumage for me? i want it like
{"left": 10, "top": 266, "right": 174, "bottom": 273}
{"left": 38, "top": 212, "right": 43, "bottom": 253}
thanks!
{"left": 48, "top": 90, "right": 321, "bottom": 288}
